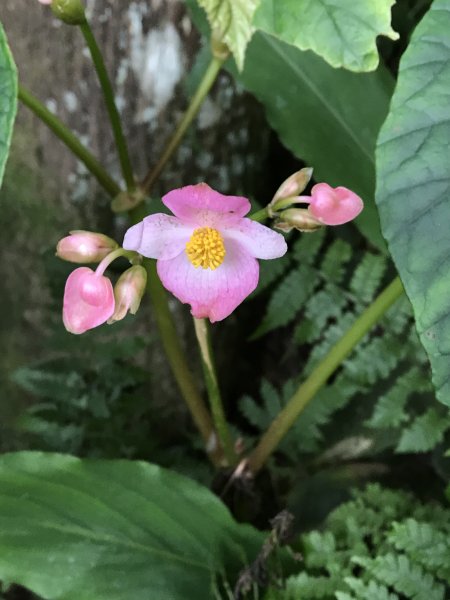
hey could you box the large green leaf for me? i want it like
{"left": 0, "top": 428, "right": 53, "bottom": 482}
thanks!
{"left": 254, "top": 0, "right": 398, "bottom": 72}
{"left": 237, "top": 32, "right": 394, "bottom": 250}
{"left": 0, "top": 452, "right": 262, "bottom": 599}
{"left": 196, "top": 0, "right": 259, "bottom": 70}
{"left": 0, "top": 22, "right": 17, "bottom": 188}
{"left": 375, "top": 0, "right": 450, "bottom": 404}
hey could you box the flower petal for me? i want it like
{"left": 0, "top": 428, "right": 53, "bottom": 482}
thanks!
{"left": 309, "top": 183, "right": 363, "bottom": 226}
{"left": 162, "top": 183, "right": 251, "bottom": 227}
{"left": 223, "top": 218, "right": 287, "bottom": 259}
{"left": 123, "top": 214, "right": 192, "bottom": 260}
{"left": 63, "top": 267, "right": 115, "bottom": 334}
{"left": 157, "top": 240, "right": 259, "bottom": 322}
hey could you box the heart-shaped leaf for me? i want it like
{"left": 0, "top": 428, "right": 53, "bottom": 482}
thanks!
{"left": 0, "top": 452, "right": 262, "bottom": 599}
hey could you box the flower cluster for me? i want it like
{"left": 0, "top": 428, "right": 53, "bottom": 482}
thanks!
{"left": 58, "top": 232, "right": 146, "bottom": 334}
{"left": 58, "top": 179, "right": 363, "bottom": 333}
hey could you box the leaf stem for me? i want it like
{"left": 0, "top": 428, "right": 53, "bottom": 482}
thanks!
{"left": 193, "top": 318, "right": 237, "bottom": 466}
{"left": 79, "top": 21, "right": 135, "bottom": 191}
{"left": 247, "top": 276, "right": 404, "bottom": 474}
{"left": 18, "top": 85, "right": 121, "bottom": 197}
{"left": 140, "top": 54, "right": 226, "bottom": 195}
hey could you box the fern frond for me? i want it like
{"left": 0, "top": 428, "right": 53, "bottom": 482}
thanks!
{"left": 267, "top": 573, "right": 338, "bottom": 599}
{"left": 388, "top": 519, "right": 450, "bottom": 580}
{"left": 340, "top": 577, "right": 399, "bottom": 600}
{"left": 252, "top": 253, "right": 291, "bottom": 297}
{"left": 319, "top": 239, "right": 352, "bottom": 284}
{"left": 292, "top": 228, "right": 326, "bottom": 264}
{"left": 354, "top": 553, "right": 445, "bottom": 600}
{"left": 367, "top": 368, "right": 425, "bottom": 429}
{"left": 252, "top": 265, "right": 316, "bottom": 338}
{"left": 349, "top": 252, "right": 387, "bottom": 304}
{"left": 396, "top": 408, "right": 450, "bottom": 453}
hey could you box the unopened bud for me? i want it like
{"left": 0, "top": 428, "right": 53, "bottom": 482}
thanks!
{"left": 108, "top": 265, "right": 147, "bottom": 323}
{"left": 56, "top": 231, "right": 118, "bottom": 263}
{"left": 51, "top": 0, "right": 86, "bottom": 25}
{"left": 111, "top": 189, "right": 145, "bottom": 213}
{"left": 270, "top": 168, "right": 313, "bottom": 210}
{"left": 274, "top": 208, "right": 323, "bottom": 233}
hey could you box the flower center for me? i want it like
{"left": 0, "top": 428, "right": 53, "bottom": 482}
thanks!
{"left": 185, "top": 227, "right": 226, "bottom": 270}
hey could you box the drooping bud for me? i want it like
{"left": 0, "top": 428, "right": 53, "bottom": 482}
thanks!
{"left": 63, "top": 267, "right": 115, "bottom": 334}
{"left": 274, "top": 208, "right": 324, "bottom": 233}
{"left": 308, "top": 183, "right": 363, "bottom": 226}
{"left": 108, "top": 265, "right": 147, "bottom": 324}
{"left": 56, "top": 231, "right": 118, "bottom": 263}
{"left": 50, "top": 0, "right": 86, "bottom": 25}
{"left": 268, "top": 167, "right": 314, "bottom": 216}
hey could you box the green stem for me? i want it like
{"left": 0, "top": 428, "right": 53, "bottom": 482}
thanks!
{"left": 80, "top": 21, "right": 135, "bottom": 191}
{"left": 18, "top": 85, "right": 121, "bottom": 197}
{"left": 145, "top": 262, "right": 222, "bottom": 465}
{"left": 249, "top": 207, "right": 269, "bottom": 222}
{"left": 140, "top": 54, "right": 226, "bottom": 195}
{"left": 95, "top": 248, "right": 137, "bottom": 276}
{"left": 247, "top": 276, "right": 404, "bottom": 474}
{"left": 193, "top": 318, "right": 237, "bottom": 466}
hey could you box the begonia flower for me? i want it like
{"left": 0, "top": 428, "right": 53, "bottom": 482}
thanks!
{"left": 56, "top": 230, "right": 118, "bottom": 263}
{"left": 123, "top": 183, "right": 287, "bottom": 322}
{"left": 63, "top": 267, "right": 114, "bottom": 334}
{"left": 305, "top": 183, "right": 363, "bottom": 226}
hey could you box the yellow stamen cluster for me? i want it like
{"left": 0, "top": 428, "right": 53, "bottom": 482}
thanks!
{"left": 185, "top": 227, "right": 226, "bottom": 270}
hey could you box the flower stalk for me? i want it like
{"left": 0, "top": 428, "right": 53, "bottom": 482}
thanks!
{"left": 193, "top": 318, "right": 237, "bottom": 466}
{"left": 247, "top": 276, "right": 404, "bottom": 474}
{"left": 146, "top": 262, "right": 222, "bottom": 465}
{"left": 79, "top": 20, "right": 135, "bottom": 191}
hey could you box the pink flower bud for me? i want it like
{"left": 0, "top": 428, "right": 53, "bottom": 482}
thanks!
{"left": 308, "top": 183, "right": 363, "bottom": 226}
{"left": 56, "top": 231, "right": 118, "bottom": 264}
{"left": 63, "top": 267, "right": 115, "bottom": 334}
{"left": 108, "top": 265, "right": 147, "bottom": 324}
{"left": 274, "top": 208, "right": 323, "bottom": 233}
{"left": 272, "top": 168, "right": 313, "bottom": 203}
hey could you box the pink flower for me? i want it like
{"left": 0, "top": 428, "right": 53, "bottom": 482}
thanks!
{"left": 306, "top": 183, "right": 363, "bottom": 226}
{"left": 123, "top": 183, "right": 287, "bottom": 322}
{"left": 63, "top": 267, "right": 115, "bottom": 334}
